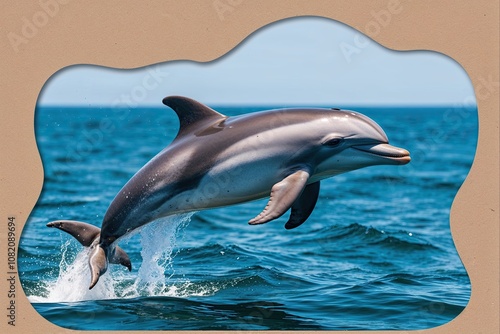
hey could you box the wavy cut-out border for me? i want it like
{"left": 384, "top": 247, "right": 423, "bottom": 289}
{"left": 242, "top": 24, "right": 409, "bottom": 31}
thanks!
{"left": 0, "top": 2, "right": 498, "bottom": 334}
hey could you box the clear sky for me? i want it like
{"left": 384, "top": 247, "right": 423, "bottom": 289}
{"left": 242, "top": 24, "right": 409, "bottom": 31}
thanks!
{"left": 38, "top": 17, "right": 475, "bottom": 107}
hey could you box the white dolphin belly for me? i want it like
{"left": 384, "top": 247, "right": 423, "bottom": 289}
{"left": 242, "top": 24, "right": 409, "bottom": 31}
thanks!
{"left": 162, "top": 158, "right": 287, "bottom": 214}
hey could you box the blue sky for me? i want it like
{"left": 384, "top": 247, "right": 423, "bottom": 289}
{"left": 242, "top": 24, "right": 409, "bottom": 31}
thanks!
{"left": 38, "top": 17, "right": 475, "bottom": 107}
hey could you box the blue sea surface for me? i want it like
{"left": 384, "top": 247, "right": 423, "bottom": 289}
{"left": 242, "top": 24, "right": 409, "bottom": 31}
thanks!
{"left": 19, "top": 105, "right": 476, "bottom": 331}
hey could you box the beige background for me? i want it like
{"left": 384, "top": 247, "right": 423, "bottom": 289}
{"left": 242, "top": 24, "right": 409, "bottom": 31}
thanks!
{"left": 0, "top": 0, "right": 498, "bottom": 333}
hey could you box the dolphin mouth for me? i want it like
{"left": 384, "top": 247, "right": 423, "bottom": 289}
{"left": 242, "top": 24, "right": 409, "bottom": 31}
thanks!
{"left": 352, "top": 143, "right": 411, "bottom": 164}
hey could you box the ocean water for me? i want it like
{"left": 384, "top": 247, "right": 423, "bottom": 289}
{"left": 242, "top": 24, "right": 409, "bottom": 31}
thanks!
{"left": 19, "top": 104, "right": 476, "bottom": 331}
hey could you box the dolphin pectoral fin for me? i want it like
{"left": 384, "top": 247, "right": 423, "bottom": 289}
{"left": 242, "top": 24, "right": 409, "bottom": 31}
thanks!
{"left": 88, "top": 245, "right": 108, "bottom": 290}
{"left": 46, "top": 220, "right": 101, "bottom": 247}
{"left": 285, "top": 181, "right": 320, "bottom": 230}
{"left": 109, "top": 246, "right": 132, "bottom": 271}
{"left": 249, "top": 170, "right": 310, "bottom": 225}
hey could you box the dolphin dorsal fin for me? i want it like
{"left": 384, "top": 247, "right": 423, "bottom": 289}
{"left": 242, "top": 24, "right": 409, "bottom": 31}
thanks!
{"left": 162, "top": 96, "right": 227, "bottom": 139}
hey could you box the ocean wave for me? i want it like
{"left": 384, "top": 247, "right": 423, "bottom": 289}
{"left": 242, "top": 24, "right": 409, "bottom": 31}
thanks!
{"left": 305, "top": 223, "right": 438, "bottom": 251}
{"left": 36, "top": 196, "right": 101, "bottom": 208}
{"left": 31, "top": 296, "right": 318, "bottom": 331}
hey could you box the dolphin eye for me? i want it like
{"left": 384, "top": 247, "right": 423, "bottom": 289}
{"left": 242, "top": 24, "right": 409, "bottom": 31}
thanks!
{"left": 323, "top": 138, "right": 343, "bottom": 147}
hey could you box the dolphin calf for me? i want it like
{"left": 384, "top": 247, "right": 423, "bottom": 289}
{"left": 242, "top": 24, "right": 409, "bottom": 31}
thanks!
{"left": 47, "top": 96, "right": 410, "bottom": 289}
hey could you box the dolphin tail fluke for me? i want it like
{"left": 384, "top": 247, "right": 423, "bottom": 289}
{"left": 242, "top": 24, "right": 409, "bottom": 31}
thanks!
{"left": 46, "top": 220, "right": 101, "bottom": 247}
{"left": 109, "top": 246, "right": 132, "bottom": 271}
{"left": 88, "top": 243, "right": 133, "bottom": 289}
{"left": 88, "top": 245, "right": 132, "bottom": 289}
{"left": 88, "top": 244, "right": 108, "bottom": 290}
{"left": 47, "top": 220, "right": 132, "bottom": 290}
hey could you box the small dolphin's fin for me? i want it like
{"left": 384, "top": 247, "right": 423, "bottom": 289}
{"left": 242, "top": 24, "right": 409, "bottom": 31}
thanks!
{"left": 249, "top": 170, "right": 310, "bottom": 225}
{"left": 285, "top": 181, "right": 320, "bottom": 229}
{"left": 46, "top": 220, "right": 100, "bottom": 247}
{"left": 88, "top": 244, "right": 108, "bottom": 290}
{"left": 162, "top": 96, "right": 227, "bottom": 139}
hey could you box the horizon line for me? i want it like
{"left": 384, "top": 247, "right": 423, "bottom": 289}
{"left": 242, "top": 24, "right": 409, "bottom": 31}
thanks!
{"left": 36, "top": 102, "right": 477, "bottom": 109}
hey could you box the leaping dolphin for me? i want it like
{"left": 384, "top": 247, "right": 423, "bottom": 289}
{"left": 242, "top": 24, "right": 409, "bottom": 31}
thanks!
{"left": 47, "top": 96, "right": 410, "bottom": 289}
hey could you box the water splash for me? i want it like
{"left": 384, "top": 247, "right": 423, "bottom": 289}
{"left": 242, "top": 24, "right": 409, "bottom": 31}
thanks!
{"left": 28, "top": 214, "right": 195, "bottom": 303}
{"left": 28, "top": 240, "right": 118, "bottom": 302}
{"left": 121, "top": 213, "right": 192, "bottom": 297}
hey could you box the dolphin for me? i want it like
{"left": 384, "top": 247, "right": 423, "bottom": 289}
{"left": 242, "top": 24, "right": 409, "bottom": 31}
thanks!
{"left": 47, "top": 96, "right": 410, "bottom": 289}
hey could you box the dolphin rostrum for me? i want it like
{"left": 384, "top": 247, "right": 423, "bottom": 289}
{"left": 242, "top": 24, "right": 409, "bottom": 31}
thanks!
{"left": 47, "top": 96, "right": 410, "bottom": 289}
